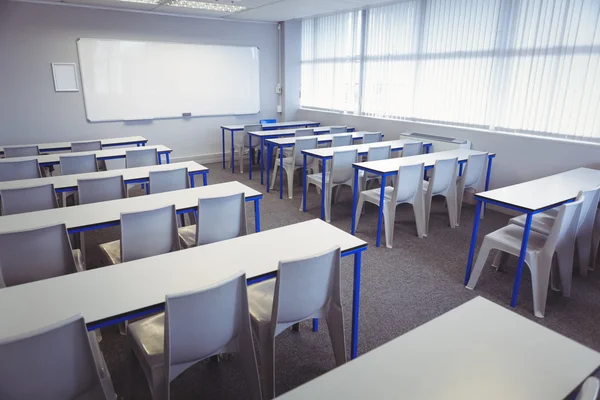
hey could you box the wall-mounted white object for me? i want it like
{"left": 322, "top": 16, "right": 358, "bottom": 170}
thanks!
{"left": 51, "top": 63, "right": 79, "bottom": 92}
{"left": 76, "top": 38, "right": 261, "bottom": 122}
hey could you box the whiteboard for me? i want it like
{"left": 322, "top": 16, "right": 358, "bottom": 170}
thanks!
{"left": 76, "top": 38, "right": 260, "bottom": 122}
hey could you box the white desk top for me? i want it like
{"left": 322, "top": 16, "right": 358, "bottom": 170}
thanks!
{"left": 267, "top": 132, "right": 372, "bottom": 146}
{"left": 303, "top": 139, "right": 432, "bottom": 159}
{"left": 0, "top": 161, "right": 208, "bottom": 192}
{"left": 277, "top": 297, "right": 600, "bottom": 400}
{"left": 0, "top": 181, "right": 260, "bottom": 234}
{"left": 354, "top": 149, "right": 493, "bottom": 175}
{"left": 0, "top": 145, "right": 172, "bottom": 165}
{"left": 221, "top": 121, "right": 320, "bottom": 131}
{"left": 248, "top": 126, "right": 355, "bottom": 137}
{"left": 0, "top": 136, "right": 148, "bottom": 154}
{"left": 477, "top": 167, "right": 600, "bottom": 212}
{"left": 0, "top": 219, "right": 366, "bottom": 340}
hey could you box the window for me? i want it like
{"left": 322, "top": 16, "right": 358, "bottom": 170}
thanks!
{"left": 300, "top": 0, "right": 600, "bottom": 141}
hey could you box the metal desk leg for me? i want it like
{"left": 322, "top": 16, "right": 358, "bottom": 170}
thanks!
{"left": 483, "top": 156, "right": 494, "bottom": 216}
{"left": 249, "top": 135, "right": 253, "bottom": 180}
{"left": 351, "top": 168, "right": 359, "bottom": 235}
{"left": 425, "top": 144, "right": 431, "bottom": 154}
{"left": 266, "top": 143, "right": 272, "bottom": 193}
{"left": 464, "top": 199, "right": 483, "bottom": 285}
{"left": 511, "top": 213, "right": 532, "bottom": 307}
{"left": 302, "top": 154, "right": 308, "bottom": 212}
{"left": 254, "top": 198, "right": 261, "bottom": 232}
{"left": 165, "top": 153, "right": 170, "bottom": 164}
{"left": 279, "top": 146, "right": 284, "bottom": 200}
{"left": 375, "top": 174, "right": 387, "bottom": 247}
{"left": 313, "top": 319, "right": 318, "bottom": 332}
{"left": 260, "top": 137, "right": 265, "bottom": 185}
{"left": 222, "top": 128, "right": 226, "bottom": 169}
{"left": 231, "top": 131, "right": 235, "bottom": 174}
{"left": 351, "top": 250, "right": 362, "bottom": 359}
{"left": 202, "top": 173, "right": 208, "bottom": 186}
{"left": 190, "top": 173, "right": 195, "bottom": 188}
{"left": 321, "top": 159, "right": 327, "bottom": 220}
{"left": 459, "top": 163, "right": 463, "bottom": 176}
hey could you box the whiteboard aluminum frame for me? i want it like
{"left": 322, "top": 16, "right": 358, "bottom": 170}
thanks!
{"left": 51, "top": 63, "right": 79, "bottom": 92}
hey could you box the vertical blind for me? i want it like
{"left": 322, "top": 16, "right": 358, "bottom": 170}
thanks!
{"left": 300, "top": 0, "right": 600, "bottom": 141}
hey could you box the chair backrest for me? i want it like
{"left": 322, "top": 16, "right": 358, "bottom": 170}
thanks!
{"left": 243, "top": 124, "right": 263, "bottom": 146}
{"left": 544, "top": 194, "right": 584, "bottom": 256}
{"left": 126, "top": 148, "right": 158, "bottom": 168}
{"left": 0, "top": 159, "right": 42, "bottom": 181}
{"left": 165, "top": 272, "right": 254, "bottom": 382}
{"left": 0, "top": 224, "right": 77, "bottom": 288}
{"left": 60, "top": 154, "right": 98, "bottom": 175}
{"left": 295, "top": 128, "right": 314, "bottom": 137}
{"left": 393, "top": 163, "right": 425, "bottom": 203}
{"left": 362, "top": 132, "right": 382, "bottom": 144}
{"left": 196, "top": 193, "right": 247, "bottom": 246}
{"left": 149, "top": 168, "right": 189, "bottom": 194}
{"left": 0, "top": 184, "right": 58, "bottom": 216}
{"left": 331, "top": 134, "right": 353, "bottom": 148}
{"left": 462, "top": 153, "right": 488, "bottom": 188}
{"left": 575, "top": 185, "right": 600, "bottom": 234}
{"left": 4, "top": 145, "right": 39, "bottom": 158}
{"left": 272, "top": 247, "right": 342, "bottom": 335}
{"left": 78, "top": 175, "right": 126, "bottom": 205}
{"left": 329, "top": 126, "right": 347, "bottom": 134}
{"left": 367, "top": 145, "right": 392, "bottom": 162}
{"left": 293, "top": 137, "right": 318, "bottom": 166}
{"left": 402, "top": 141, "right": 423, "bottom": 157}
{"left": 120, "top": 204, "right": 180, "bottom": 262}
{"left": 71, "top": 141, "right": 102, "bottom": 152}
{"left": 576, "top": 377, "right": 600, "bottom": 400}
{"left": 0, "top": 315, "right": 111, "bottom": 400}
{"left": 259, "top": 119, "right": 276, "bottom": 124}
{"left": 428, "top": 158, "right": 458, "bottom": 195}
{"left": 330, "top": 149, "right": 358, "bottom": 185}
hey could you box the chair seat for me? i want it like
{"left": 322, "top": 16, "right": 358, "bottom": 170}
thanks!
{"left": 99, "top": 240, "right": 121, "bottom": 265}
{"left": 247, "top": 278, "right": 276, "bottom": 325}
{"left": 360, "top": 186, "right": 395, "bottom": 204}
{"left": 487, "top": 224, "right": 548, "bottom": 254}
{"left": 178, "top": 225, "right": 196, "bottom": 248}
{"left": 509, "top": 213, "right": 555, "bottom": 236}
{"left": 128, "top": 313, "right": 166, "bottom": 382}
{"left": 306, "top": 172, "right": 331, "bottom": 188}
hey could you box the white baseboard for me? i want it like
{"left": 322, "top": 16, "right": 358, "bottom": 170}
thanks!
{"left": 171, "top": 152, "right": 225, "bottom": 165}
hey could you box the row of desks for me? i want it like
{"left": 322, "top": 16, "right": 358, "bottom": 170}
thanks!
{"left": 0, "top": 135, "right": 148, "bottom": 155}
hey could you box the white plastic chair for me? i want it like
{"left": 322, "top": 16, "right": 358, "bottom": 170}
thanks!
{"left": 0, "top": 159, "right": 42, "bottom": 181}
{"left": 331, "top": 133, "right": 353, "bottom": 147}
{"left": 126, "top": 272, "right": 261, "bottom": 400}
{"left": 60, "top": 153, "right": 98, "bottom": 175}
{"left": 329, "top": 126, "right": 347, "bottom": 134}
{"left": 301, "top": 149, "right": 358, "bottom": 223}
{"left": 126, "top": 148, "right": 159, "bottom": 168}
{"left": 576, "top": 377, "right": 600, "bottom": 400}
{"left": 0, "top": 223, "right": 83, "bottom": 288}
{"left": 423, "top": 157, "right": 458, "bottom": 235}
{"left": 355, "top": 163, "right": 426, "bottom": 248}
{"left": 72, "top": 140, "right": 102, "bottom": 152}
{"left": 237, "top": 124, "right": 263, "bottom": 173}
{"left": 4, "top": 145, "right": 39, "bottom": 158}
{"left": 359, "top": 145, "right": 392, "bottom": 190}
{"left": 401, "top": 141, "right": 423, "bottom": 157}
{"left": 270, "top": 137, "right": 318, "bottom": 199}
{"left": 149, "top": 168, "right": 189, "bottom": 194}
{"left": 179, "top": 192, "right": 247, "bottom": 248}
{"left": 362, "top": 132, "right": 382, "bottom": 144}
{"left": 281, "top": 128, "right": 314, "bottom": 158}
{"left": 456, "top": 152, "right": 488, "bottom": 225}
{"left": 0, "top": 315, "right": 116, "bottom": 400}
{"left": 99, "top": 204, "right": 181, "bottom": 265}
{"left": 505, "top": 186, "right": 600, "bottom": 279}
{"left": 0, "top": 183, "right": 58, "bottom": 215}
{"left": 247, "top": 247, "right": 346, "bottom": 400}
{"left": 466, "top": 197, "right": 583, "bottom": 317}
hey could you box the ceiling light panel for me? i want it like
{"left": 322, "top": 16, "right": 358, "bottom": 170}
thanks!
{"left": 168, "top": 0, "right": 246, "bottom": 11}
{"left": 118, "top": 0, "right": 161, "bottom": 4}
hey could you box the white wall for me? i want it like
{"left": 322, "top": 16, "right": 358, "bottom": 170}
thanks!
{"left": 0, "top": 1, "right": 279, "bottom": 162}
{"left": 281, "top": 20, "right": 301, "bottom": 121}
{"left": 296, "top": 109, "right": 600, "bottom": 190}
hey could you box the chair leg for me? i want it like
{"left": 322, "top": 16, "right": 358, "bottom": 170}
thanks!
{"left": 530, "top": 257, "right": 551, "bottom": 318}
{"left": 325, "top": 307, "right": 347, "bottom": 367}
{"left": 491, "top": 250, "right": 509, "bottom": 271}
{"left": 445, "top": 192, "right": 458, "bottom": 228}
{"left": 466, "top": 240, "right": 493, "bottom": 289}
{"left": 270, "top": 158, "right": 279, "bottom": 190}
{"left": 239, "top": 146, "right": 244, "bottom": 173}
{"left": 556, "top": 241, "right": 575, "bottom": 296}
{"left": 592, "top": 232, "right": 600, "bottom": 271}
{"left": 383, "top": 202, "right": 396, "bottom": 249}
{"left": 256, "top": 327, "right": 275, "bottom": 400}
{"left": 238, "top": 329, "right": 263, "bottom": 400}
{"left": 325, "top": 185, "right": 332, "bottom": 223}
{"left": 286, "top": 165, "right": 295, "bottom": 199}
{"left": 576, "top": 236, "right": 592, "bottom": 277}
{"left": 413, "top": 194, "right": 426, "bottom": 238}
{"left": 424, "top": 194, "right": 433, "bottom": 236}
{"left": 354, "top": 194, "right": 366, "bottom": 232}
{"left": 456, "top": 185, "right": 465, "bottom": 226}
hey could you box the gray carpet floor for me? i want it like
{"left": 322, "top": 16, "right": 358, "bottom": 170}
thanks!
{"left": 84, "top": 160, "right": 600, "bottom": 399}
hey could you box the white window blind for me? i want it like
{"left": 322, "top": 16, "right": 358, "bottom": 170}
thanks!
{"left": 300, "top": 0, "right": 600, "bottom": 141}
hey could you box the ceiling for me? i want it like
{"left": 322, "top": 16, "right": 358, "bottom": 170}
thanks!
{"left": 11, "top": 0, "right": 397, "bottom": 21}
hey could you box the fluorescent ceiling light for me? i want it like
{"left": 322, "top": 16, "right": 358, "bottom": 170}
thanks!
{"left": 118, "top": 0, "right": 246, "bottom": 12}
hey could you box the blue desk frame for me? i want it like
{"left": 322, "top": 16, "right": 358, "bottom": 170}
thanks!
{"left": 300, "top": 143, "right": 433, "bottom": 220}
{"left": 463, "top": 194, "right": 569, "bottom": 308}
{"left": 87, "top": 241, "right": 366, "bottom": 360}
{"left": 221, "top": 122, "right": 321, "bottom": 174}
{"left": 350, "top": 153, "right": 495, "bottom": 247}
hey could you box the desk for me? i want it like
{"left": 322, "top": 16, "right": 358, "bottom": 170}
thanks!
{"left": 0, "top": 145, "right": 172, "bottom": 167}
{"left": 247, "top": 126, "right": 356, "bottom": 183}
{"left": 0, "top": 161, "right": 209, "bottom": 193}
{"left": 0, "top": 181, "right": 262, "bottom": 234}
{"left": 299, "top": 140, "right": 434, "bottom": 217}
{"left": 0, "top": 219, "right": 367, "bottom": 359}
{"left": 276, "top": 297, "right": 600, "bottom": 400}
{"left": 221, "top": 121, "right": 320, "bottom": 173}
{"left": 464, "top": 167, "right": 600, "bottom": 308}
{"left": 0, "top": 136, "right": 148, "bottom": 155}
{"left": 351, "top": 149, "right": 496, "bottom": 247}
